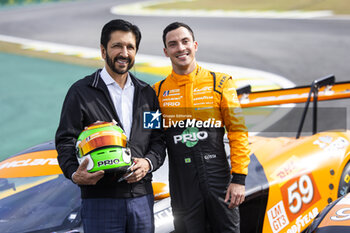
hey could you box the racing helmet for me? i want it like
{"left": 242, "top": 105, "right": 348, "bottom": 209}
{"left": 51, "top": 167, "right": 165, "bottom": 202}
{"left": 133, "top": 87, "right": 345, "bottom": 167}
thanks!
{"left": 76, "top": 121, "right": 132, "bottom": 174}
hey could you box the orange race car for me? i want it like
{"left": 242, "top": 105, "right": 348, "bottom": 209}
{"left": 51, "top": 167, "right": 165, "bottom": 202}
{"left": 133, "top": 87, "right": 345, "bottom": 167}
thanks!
{"left": 238, "top": 75, "right": 350, "bottom": 233}
{"left": 306, "top": 192, "right": 350, "bottom": 233}
{"left": 0, "top": 75, "right": 350, "bottom": 233}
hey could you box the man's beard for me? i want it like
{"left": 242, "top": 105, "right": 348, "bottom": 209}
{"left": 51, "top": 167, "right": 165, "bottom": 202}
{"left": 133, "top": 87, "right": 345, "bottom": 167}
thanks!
{"left": 106, "top": 51, "right": 134, "bottom": 75}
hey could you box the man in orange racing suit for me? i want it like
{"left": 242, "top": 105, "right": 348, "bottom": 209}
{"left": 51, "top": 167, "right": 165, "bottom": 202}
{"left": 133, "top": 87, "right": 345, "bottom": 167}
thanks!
{"left": 153, "top": 22, "right": 250, "bottom": 233}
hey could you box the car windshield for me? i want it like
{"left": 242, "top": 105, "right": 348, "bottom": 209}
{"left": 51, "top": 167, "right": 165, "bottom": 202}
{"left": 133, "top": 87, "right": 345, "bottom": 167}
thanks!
{"left": 0, "top": 174, "right": 81, "bottom": 233}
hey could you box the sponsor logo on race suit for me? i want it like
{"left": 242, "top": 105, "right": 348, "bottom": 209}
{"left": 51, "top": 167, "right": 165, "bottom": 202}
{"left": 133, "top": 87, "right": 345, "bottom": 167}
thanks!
{"left": 162, "top": 96, "right": 183, "bottom": 102}
{"left": 173, "top": 127, "right": 208, "bottom": 147}
{"left": 204, "top": 154, "right": 217, "bottom": 160}
{"left": 193, "top": 101, "right": 214, "bottom": 106}
{"left": 218, "top": 76, "right": 228, "bottom": 89}
{"left": 163, "top": 89, "right": 180, "bottom": 96}
{"left": 163, "top": 102, "right": 180, "bottom": 107}
{"left": 193, "top": 96, "right": 213, "bottom": 101}
{"left": 193, "top": 86, "right": 212, "bottom": 95}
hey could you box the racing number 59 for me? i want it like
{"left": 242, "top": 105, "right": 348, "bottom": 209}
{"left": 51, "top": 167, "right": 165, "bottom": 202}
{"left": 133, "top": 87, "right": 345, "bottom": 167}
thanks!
{"left": 288, "top": 174, "right": 314, "bottom": 214}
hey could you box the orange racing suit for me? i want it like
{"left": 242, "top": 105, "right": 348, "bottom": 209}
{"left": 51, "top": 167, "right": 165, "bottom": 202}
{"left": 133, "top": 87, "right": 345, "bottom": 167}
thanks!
{"left": 153, "top": 65, "right": 250, "bottom": 233}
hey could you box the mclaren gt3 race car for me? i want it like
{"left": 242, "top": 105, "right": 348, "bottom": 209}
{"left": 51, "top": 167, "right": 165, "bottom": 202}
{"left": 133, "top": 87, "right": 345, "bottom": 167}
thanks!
{"left": 306, "top": 192, "right": 350, "bottom": 233}
{"left": 0, "top": 75, "right": 350, "bottom": 233}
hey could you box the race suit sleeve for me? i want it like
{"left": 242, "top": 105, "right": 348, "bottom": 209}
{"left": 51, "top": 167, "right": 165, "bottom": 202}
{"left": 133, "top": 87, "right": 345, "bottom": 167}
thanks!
{"left": 220, "top": 78, "right": 251, "bottom": 185}
{"left": 55, "top": 85, "right": 83, "bottom": 180}
{"left": 143, "top": 86, "right": 166, "bottom": 172}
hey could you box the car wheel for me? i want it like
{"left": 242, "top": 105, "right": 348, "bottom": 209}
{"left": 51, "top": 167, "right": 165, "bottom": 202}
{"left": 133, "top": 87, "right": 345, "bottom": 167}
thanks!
{"left": 338, "top": 160, "right": 350, "bottom": 197}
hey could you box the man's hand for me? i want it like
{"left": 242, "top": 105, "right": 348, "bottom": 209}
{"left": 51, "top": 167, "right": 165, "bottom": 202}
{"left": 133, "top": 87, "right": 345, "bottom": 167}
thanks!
{"left": 125, "top": 158, "right": 150, "bottom": 183}
{"left": 224, "top": 183, "right": 245, "bottom": 209}
{"left": 72, "top": 159, "right": 104, "bottom": 185}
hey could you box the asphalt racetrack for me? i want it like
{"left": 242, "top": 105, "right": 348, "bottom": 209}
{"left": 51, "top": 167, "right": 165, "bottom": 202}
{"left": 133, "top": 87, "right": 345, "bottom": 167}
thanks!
{"left": 0, "top": 0, "right": 350, "bottom": 156}
{"left": 1, "top": 0, "right": 349, "bottom": 83}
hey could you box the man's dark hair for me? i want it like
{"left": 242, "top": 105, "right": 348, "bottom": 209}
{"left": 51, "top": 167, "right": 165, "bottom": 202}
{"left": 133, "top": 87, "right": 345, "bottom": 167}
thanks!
{"left": 100, "top": 19, "right": 142, "bottom": 51}
{"left": 162, "top": 22, "right": 195, "bottom": 48}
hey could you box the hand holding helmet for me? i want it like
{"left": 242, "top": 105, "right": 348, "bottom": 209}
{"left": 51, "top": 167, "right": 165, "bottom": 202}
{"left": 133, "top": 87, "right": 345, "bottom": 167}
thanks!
{"left": 75, "top": 121, "right": 134, "bottom": 183}
{"left": 123, "top": 157, "right": 151, "bottom": 183}
{"left": 72, "top": 159, "right": 105, "bottom": 185}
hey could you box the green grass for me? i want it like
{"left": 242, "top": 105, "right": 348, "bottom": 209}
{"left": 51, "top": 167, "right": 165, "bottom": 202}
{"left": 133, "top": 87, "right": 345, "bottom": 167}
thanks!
{"left": 147, "top": 0, "right": 350, "bottom": 15}
{"left": 0, "top": 52, "right": 96, "bottom": 160}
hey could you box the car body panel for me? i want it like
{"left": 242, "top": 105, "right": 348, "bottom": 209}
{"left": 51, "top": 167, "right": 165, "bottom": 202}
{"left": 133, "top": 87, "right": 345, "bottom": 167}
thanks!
{"left": 261, "top": 132, "right": 350, "bottom": 233}
{"left": 238, "top": 131, "right": 350, "bottom": 233}
{"left": 0, "top": 150, "right": 60, "bottom": 178}
{"left": 319, "top": 193, "right": 350, "bottom": 228}
{"left": 2, "top": 131, "right": 349, "bottom": 233}
{"left": 239, "top": 80, "right": 350, "bottom": 108}
{"left": 306, "top": 193, "right": 350, "bottom": 233}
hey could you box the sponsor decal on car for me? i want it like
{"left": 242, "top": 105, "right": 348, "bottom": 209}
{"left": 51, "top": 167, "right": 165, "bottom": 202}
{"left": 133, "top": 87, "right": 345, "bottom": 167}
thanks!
{"left": 281, "top": 173, "right": 321, "bottom": 221}
{"left": 325, "top": 137, "right": 349, "bottom": 152}
{"left": 270, "top": 156, "right": 302, "bottom": 182}
{"left": 286, "top": 208, "right": 319, "bottom": 233}
{"left": 267, "top": 201, "right": 290, "bottom": 233}
{"left": 0, "top": 158, "right": 57, "bottom": 169}
{"left": 330, "top": 207, "right": 350, "bottom": 221}
{"left": 0, "top": 150, "right": 62, "bottom": 178}
{"left": 313, "top": 136, "right": 349, "bottom": 151}
{"left": 319, "top": 194, "right": 350, "bottom": 228}
{"left": 154, "top": 206, "right": 173, "bottom": 228}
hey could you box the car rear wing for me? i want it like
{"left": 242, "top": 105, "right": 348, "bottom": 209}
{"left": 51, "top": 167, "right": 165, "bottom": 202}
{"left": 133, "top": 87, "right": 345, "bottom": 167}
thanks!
{"left": 236, "top": 75, "right": 350, "bottom": 138}
{"left": 237, "top": 75, "right": 350, "bottom": 108}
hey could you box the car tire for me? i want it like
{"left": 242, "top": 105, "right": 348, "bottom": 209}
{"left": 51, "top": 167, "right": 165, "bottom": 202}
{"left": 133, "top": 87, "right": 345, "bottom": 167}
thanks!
{"left": 338, "top": 160, "right": 350, "bottom": 197}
